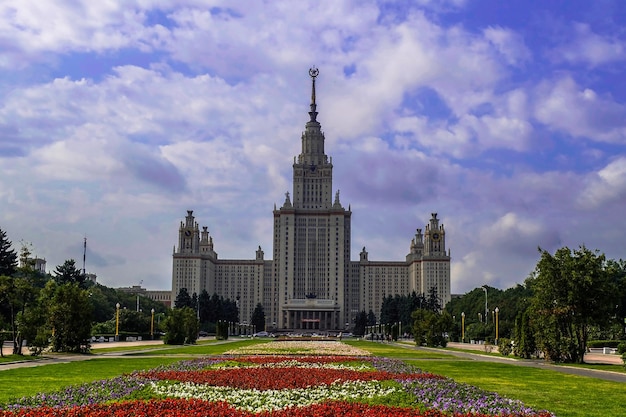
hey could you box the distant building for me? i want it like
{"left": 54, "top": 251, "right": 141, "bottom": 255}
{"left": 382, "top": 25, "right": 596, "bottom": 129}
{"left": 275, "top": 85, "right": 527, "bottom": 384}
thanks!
{"left": 117, "top": 285, "right": 172, "bottom": 308}
{"left": 20, "top": 257, "right": 46, "bottom": 273}
{"left": 172, "top": 69, "right": 451, "bottom": 331}
{"left": 146, "top": 290, "right": 172, "bottom": 308}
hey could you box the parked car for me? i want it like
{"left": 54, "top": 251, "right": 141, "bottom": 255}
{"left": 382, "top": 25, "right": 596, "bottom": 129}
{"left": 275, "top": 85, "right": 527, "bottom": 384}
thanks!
{"left": 253, "top": 331, "right": 269, "bottom": 337}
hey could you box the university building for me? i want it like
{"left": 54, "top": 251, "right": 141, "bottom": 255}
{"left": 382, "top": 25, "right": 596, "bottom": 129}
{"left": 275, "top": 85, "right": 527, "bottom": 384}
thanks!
{"left": 172, "top": 69, "right": 451, "bottom": 331}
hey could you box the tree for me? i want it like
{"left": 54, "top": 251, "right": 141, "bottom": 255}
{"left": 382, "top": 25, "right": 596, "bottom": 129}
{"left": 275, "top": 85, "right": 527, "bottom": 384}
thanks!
{"left": 412, "top": 309, "right": 452, "bottom": 347}
{"left": 163, "top": 307, "right": 198, "bottom": 345}
{"left": 513, "top": 309, "right": 536, "bottom": 359}
{"left": 53, "top": 259, "right": 86, "bottom": 288}
{"left": 380, "top": 295, "right": 399, "bottom": 324}
{"left": 45, "top": 282, "right": 94, "bottom": 353}
{"left": 527, "top": 246, "right": 617, "bottom": 363}
{"left": 117, "top": 309, "right": 150, "bottom": 334}
{"left": 0, "top": 228, "right": 17, "bottom": 277}
{"left": 0, "top": 274, "right": 37, "bottom": 354}
{"left": 198, "top": 289, "right": 211, "bottom": 326}
{"left": 250, "top": 303, "right": 265, "bottom": 331}
{"left": 174, "top": 288, "right": 193, "bottom": 309}
{"left": 353, "top": 311, "right": 367, "bottom": 336}
{"left": 425, "top": 287, "right": 442, "bottom": 313}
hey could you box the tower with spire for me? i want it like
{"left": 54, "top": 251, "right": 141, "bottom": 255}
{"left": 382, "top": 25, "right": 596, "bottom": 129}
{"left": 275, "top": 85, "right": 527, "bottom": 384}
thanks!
{"left": 172, "top": 69, "right": 450, "bottom": 331}
{"left": 270, "top": 67, "right": 352, "bottom": 330}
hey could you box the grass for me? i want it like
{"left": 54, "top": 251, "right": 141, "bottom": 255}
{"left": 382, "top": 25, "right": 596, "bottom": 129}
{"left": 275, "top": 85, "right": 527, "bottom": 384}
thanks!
{"left": 1, "top": 339, "right": 623, "bottom": 416}
{"left": 0, "top": 355, "right": 40, "bottom": 364}
{"left": 127, "top": 338, "right": 271, "bottom": 355}
{"left": 407, "top": 359, "right": 624, "bottom": 417}
{"left": 0, "top": 357, "right": 184, "bottom": 403}
{"left": 350, "top": 341, "right": 625, "bottom": 417}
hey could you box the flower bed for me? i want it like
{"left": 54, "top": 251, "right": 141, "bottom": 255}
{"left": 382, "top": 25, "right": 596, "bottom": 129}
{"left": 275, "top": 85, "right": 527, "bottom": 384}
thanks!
{"left": 0, "top": 344, "right": 555, "bottom": 417}
{"left": 223, "top": 340, "right": 370, "bottom": 356}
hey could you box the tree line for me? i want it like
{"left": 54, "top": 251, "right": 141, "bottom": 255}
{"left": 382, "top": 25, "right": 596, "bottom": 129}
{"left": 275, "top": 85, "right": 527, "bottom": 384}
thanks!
{"left": 0, "top": 228, "right": 168, "bottom": 355}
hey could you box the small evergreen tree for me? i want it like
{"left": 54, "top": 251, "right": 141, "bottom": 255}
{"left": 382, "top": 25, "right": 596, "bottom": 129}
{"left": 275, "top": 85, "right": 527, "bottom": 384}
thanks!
{"left": 250, "top": 303, "right": 265, "bottom": 332}
{"left": 0, "top": 228, "right": 17, "bottom": 277}
{"left": 53, "top": 259, "right": 86, "bottom": 288}
{"left": 353, "top": 311, "right": 367, "bottom": 336}
{"left": 174, "top": 288, "right": 193, "bottom": 309}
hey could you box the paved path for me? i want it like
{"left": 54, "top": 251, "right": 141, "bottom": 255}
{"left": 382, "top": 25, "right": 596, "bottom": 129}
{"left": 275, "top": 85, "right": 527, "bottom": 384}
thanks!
{"left": 0, "top": 338, "right": 234, "bottom": 371}
{"left": 3, "top": 339, "right": 625, "bottom": 383}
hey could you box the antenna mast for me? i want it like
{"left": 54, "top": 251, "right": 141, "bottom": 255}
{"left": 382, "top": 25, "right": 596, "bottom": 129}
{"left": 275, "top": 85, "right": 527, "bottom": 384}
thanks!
{"left": 83, "top": 236, "right": 87, "bottom": 275}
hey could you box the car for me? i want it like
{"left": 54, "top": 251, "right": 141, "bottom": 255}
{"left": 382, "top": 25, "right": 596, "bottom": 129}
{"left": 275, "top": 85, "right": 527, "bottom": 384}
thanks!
{"left": 253, "top": 331, "right": 269, "bottom": 337}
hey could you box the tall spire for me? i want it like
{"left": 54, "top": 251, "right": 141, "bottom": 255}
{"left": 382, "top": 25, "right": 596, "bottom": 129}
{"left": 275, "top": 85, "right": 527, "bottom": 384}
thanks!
{"left": 308, "top": 66, "right": 319, "bottom": 122}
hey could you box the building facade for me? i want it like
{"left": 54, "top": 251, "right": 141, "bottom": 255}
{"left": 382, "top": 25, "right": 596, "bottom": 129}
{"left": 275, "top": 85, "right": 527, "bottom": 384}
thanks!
{"left": 172, "top": 69, "right": 451, "bottom": 331}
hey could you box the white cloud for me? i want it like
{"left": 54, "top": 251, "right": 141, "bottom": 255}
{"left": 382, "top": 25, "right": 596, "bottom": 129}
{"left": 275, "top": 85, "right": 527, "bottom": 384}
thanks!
{"left": 534, "top": 76, "right": 626, "bottom": 143}
{"left": 578, "top": 157, "right": 626, "bottom": 209}
{"left": 554, "top": 23, "right": 626, "bottom": 67}
{"left": 483, "top": 26, "right": 532, "bottom": 66}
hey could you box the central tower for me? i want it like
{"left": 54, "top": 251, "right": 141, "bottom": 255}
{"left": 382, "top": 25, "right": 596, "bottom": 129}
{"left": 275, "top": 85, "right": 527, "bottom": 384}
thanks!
{"left": 270, "top": 68, "right": 352, "bottom": 330}
{"left": 292, "top": 67, "right": 333, "bottom": 209}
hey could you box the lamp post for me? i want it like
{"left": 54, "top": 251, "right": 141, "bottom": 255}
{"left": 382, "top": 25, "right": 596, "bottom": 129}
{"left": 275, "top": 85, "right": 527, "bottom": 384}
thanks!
{"left": 115, "top": 303, "right": 121, "bottom": 341}
{"left": 151, "top": 308, "right": 155, "bottom": 339}
{"left": 461, "top": 312, "right": 465, "bottom": 343}
{"left": 481, "top": 286, "right": 488, "bottom": 323}
{"left": 494, "top": 307, "right": 499, "bottom": 343}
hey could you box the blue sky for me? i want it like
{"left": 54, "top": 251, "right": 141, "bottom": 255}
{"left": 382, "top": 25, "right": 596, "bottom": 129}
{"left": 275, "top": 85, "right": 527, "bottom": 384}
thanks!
{"left": 1, "top": 0, "right": 625, "bottom": 294}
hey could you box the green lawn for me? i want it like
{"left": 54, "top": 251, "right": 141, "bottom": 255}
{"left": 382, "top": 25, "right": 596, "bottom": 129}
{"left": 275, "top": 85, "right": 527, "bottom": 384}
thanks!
{"left": 348, "top": 341, "right": 625, "bottom": 417}
{"left": 0, "top": 357, "right": 184, "bottom": 403}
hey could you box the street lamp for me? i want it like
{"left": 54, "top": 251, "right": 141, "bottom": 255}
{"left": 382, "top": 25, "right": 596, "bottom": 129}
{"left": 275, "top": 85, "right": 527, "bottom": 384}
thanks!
{"left": 481, "top": 286, "right": 488, "bottom": 323}
{"left": 115, "top": 303, "right": 121, "bottom": 341}
{"left": 151, "top": 308, "right": 155, "bottom": 339}
{"left": 461, "top": 312, "right": 465, "bottom": 343}
{"left": 494, "top": 307, "right": 499, "bottom": 343}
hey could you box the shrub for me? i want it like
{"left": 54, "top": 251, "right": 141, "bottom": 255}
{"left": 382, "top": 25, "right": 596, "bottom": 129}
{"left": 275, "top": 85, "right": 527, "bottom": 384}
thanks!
{"left": 498, "top": 338, "right": 513, "bottom": 356}
{"left": 617, "top": 342, "right": 626, "bottom": 355}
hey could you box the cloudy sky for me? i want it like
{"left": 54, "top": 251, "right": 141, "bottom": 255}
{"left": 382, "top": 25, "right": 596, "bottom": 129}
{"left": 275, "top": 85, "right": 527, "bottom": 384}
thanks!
{"left": 1, "top": 1, "right": 625, "bottom": 294}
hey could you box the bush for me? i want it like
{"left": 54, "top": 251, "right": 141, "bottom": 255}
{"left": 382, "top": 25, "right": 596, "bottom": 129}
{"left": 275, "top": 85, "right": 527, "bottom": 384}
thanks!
{"left": 617, "top": 342, "right": 626, "bottom": 355}
{"left": 498, "top": 338, "right": 513, "bottom": 356}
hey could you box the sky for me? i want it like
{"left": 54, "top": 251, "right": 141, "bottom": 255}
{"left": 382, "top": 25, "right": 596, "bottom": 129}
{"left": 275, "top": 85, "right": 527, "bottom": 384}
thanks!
{"left": 1, "top": 0, "right": 625, "bottom": 294}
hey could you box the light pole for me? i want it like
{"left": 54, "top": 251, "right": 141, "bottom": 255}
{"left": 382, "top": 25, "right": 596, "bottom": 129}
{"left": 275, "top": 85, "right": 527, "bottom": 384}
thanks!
{"left": 151, "top": 308, "right": 155, "bottom": 339}
{"left": 494, "top": 307, "right": 499, "bottom": 343}
{"left": 461, "top": 312, "right": 465, "bottom": 343}
{"left": 481, "top": 286, "right": 488, "bottom": 323}
{"left": 115, "top": 303, "right": 121, "bottom": 341}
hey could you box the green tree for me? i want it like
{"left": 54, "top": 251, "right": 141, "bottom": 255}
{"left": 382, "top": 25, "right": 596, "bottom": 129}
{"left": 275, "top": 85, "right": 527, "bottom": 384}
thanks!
{"left": 45, "top": 282, "right": 94, "bottom": 353}
{"left": 53, "top": 259, "right": 86, "bottom": 288}
{"left": 0, "top": 228, "right": 17, "bottom": 277}
{"left": 174, "top": 288, "right": 193, "bottom": 309}
{"left": 118, "top": 309, "right": 150, "bottom": 334}
{"left": 250, "top": 303, "right": 265, "bottom": 331}
{"left": 0, "top": 274, "right": 38, "bottom": 354}
{"left": 527, "top": 246, "right": 617, "bottom": 363}
{"left": 412, "top": 309, "right": 452, "bottom": 347}
{"left": 163, "top": 307, "right": 198, "bottom": 345}
{"left": 353, "top": 310, "right": 367, "bottom": 336}
{"left": 513, "top": 309, "right": 536, "bottom": 358}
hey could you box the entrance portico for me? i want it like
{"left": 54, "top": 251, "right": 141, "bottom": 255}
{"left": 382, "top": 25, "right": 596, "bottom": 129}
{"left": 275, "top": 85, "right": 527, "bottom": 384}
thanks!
{"left": 282, "top": 298, "right": 340, "bottom": 331}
